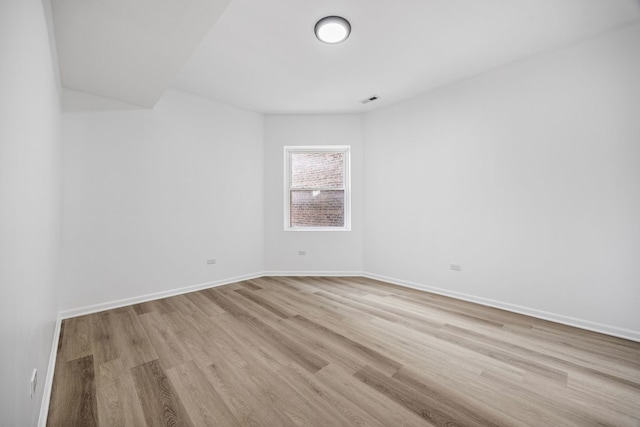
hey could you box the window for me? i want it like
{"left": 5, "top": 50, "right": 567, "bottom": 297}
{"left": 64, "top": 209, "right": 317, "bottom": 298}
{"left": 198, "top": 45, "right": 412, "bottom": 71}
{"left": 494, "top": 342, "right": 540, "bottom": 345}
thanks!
{"left": 284, "top": 146, "right": 351, "bottom": 231}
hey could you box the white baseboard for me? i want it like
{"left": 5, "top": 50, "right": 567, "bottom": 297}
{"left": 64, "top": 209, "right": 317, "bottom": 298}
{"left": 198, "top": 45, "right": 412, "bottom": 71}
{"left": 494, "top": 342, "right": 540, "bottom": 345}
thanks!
{"left": 363, "top": 272, "right": 640, "bottom": 343}
{"left": 263, "top": 270, "right": 364, "bottom": 277}
{"left": 38, "top": 314, "right": 62, "bottom": 427}
{"left": 58, "top": 272, "right": 264, "bottom": 319}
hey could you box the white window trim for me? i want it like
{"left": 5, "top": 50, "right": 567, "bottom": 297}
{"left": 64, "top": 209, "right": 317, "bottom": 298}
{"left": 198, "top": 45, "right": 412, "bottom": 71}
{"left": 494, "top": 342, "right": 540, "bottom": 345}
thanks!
{"left": 284, "top": 145, "right": 351, "bottom": 232}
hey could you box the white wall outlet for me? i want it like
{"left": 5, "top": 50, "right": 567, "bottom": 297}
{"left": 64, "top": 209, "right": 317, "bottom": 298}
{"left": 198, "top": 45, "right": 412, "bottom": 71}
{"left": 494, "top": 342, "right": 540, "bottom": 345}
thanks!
{"left": 450, "top": 263, "right": 462, "bottom": 271}
{"left": 207, "top": 258, "right": 216, "bottom": 265}
{"left": 298, "top": 250, "right": 306, "bottom": 256}
{"left": 30, "top": 369, "right": 37, "bottom": 398}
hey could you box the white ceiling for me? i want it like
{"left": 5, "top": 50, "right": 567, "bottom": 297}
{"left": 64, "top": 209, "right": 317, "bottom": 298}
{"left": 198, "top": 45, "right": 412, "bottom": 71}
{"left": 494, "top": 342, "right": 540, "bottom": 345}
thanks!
{"left": 52, "top": 0, "right": 640, "bottom": 112}
{"left": 51, "top": 0, "right": 231, "bottom": 107}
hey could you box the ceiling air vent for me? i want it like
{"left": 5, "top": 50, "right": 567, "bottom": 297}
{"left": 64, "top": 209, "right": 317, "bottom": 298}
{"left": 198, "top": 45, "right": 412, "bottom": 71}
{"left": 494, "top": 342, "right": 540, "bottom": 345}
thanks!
{"left": 360, "top": 95, "right": 379, "bottom": 104}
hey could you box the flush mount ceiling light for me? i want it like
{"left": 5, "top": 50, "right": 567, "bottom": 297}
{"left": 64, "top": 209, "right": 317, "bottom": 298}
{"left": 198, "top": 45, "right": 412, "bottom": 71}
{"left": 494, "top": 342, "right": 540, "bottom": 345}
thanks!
{"left": 314, "top": 16, "right": 351, "bottom": 44}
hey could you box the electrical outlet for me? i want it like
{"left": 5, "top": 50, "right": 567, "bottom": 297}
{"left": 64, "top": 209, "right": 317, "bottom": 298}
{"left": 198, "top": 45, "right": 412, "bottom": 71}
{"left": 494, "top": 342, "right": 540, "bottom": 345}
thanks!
{"left": 450, "top": 263, "right": 462, "bottom": 271}
{"left": 298, "top": 250, "right": 306, "bottom": 256}
{"left": 30, "top": 369, "right": 37, "bottom": 398}
{"left": 207, "top": 258, "right": 216, "bottom": 265}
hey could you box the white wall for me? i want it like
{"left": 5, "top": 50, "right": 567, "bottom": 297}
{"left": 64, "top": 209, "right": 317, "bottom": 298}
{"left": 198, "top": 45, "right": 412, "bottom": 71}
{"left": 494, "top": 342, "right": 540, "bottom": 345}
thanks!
{"left": 363, "top": 23, "right": 640, "bottom": 338}
{"left": 264, "top": 115, "right": 364, "bottom": 274}
{"left": 60, "top": 89, "right": 264, "bottom": 311}
{"left": 0, "top": 0, "right": 61, "bottom": 425}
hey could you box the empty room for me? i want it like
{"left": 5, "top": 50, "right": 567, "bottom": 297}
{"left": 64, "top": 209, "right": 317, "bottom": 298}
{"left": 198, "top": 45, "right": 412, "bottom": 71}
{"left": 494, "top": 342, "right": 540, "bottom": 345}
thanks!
{"left": 2, "top": 0, "right": 640, "bottom": 425}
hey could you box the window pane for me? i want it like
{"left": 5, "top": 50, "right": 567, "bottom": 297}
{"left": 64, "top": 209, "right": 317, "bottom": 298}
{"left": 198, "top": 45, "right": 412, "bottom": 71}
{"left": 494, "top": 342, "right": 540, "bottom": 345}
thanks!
{"left": 290, "top": 190, "right": 344, "bottom": 227}
{"left": 291, "top": 152, "right": 344, "bottom": 189}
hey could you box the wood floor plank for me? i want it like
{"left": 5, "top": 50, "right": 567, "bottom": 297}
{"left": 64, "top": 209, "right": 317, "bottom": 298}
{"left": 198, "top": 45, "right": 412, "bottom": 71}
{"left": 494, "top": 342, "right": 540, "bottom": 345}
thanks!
{"left": 89, "top": 312, "right": 118, "bottom": 367}
{"left": 210, "top": 314, "right": 361, "bottom": 425}
{"left": 111, "top": 310, "right": 158, "bottom": 370}
{"left": 355, "top": 364, "right": 488, "bottom": 426}
{"left": 289, "top": 314, "right": 402, "bottom": 375}
{"left": 280, "top": 361, "right": 395, "bottom": 427}
{"left": 392, "top": 365, "right": 526, "bottom": 427}
{"left": 57, "top": 316, "right": 92, "bottom": 363}
{"left": 194, "top": 318, "right": 306, "bottom": 427}
{"left": 313, "top": 363, "right": 428, "bottom": 427}
{"left": 48, "top": 355, "right": 98, "bottom": 427}
{"left": 161, "top": 310, "right": 218, "bottom": 367}
{"left": 204, "top": 288, "right": 329, "bottom": 373}
{"left": 138, "top": 311, "right": 191, "bottom": 370}
{"left": 442, "top": 323, "right": 640, "bottom": 388}
{"left": 234, "top": 287, "right": 292, "bottom": 318}
{"left": 130, "top": 359, "right": 194, "bottom": 427}
{"left": 166, "top": 361, "right": 241, "bottom": 427}
{"left": 94, "top": 357, "right": 148, "bottom": 427}
{"left": 238, "top": 279, "right": 262, "bottom": 290}
{"left": 48, "top": 276, "right": 640, "bottom": 426}
{"left": 183, "top": 291, "right": 225, "bottom": 316}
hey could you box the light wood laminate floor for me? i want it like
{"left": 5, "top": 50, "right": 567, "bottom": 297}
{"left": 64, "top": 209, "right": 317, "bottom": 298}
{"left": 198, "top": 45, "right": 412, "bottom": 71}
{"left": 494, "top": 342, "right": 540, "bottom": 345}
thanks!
{"left": 47, "top": 276, "right": 640, "bottom": 426}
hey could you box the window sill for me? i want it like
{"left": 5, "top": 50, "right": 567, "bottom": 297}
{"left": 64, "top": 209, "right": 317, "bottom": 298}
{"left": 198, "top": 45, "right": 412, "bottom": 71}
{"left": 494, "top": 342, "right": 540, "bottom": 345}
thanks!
{"left": 285, "top": 227, "right": 351, "bottom": 232}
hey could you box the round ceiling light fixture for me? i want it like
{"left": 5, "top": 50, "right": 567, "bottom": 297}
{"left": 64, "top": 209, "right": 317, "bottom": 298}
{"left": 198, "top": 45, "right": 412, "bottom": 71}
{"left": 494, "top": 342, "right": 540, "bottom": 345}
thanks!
{"left": 314, "top": 16, "right": 351, "bottom": 44}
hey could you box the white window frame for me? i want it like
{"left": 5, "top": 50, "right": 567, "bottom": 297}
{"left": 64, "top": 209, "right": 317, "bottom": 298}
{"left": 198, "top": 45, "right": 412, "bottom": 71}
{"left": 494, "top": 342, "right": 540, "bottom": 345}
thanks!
{"left": 284, "top": 145, "right": 351, "bottom": 232}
